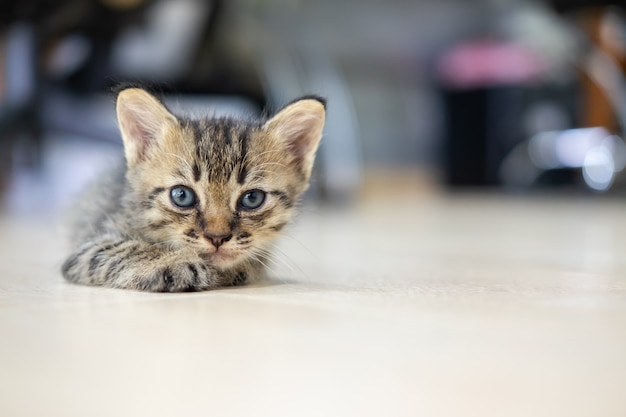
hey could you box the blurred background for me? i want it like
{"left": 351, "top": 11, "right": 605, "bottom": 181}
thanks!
{"left": 1, "top": 0, "right": 625, "bottom": 214}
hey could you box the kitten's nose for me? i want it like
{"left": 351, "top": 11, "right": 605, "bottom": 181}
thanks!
{"left": 203, "top": 233, "right": 233, "bottom": 249}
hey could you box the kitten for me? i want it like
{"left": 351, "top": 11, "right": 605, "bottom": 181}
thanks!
{"left": 61, "top": 87, "right": 325, "bottom": 292}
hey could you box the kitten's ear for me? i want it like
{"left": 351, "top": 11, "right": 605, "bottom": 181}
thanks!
{"left": 116, "top": 88, "right": 177, "bottom": 166}
{"left": 264, "top": 96, "right": 326, "bottom": 178}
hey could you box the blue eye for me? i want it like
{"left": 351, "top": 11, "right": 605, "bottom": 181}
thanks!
{"left": 239, "top": 190, "right": 266, "bottom": 210}
{"left": 170, "top": 186, "right": 196, "bottom": 208}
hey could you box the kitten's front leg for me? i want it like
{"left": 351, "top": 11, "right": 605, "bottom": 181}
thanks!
{"left": 61, "top": 235, "right": 227, "bottom": 292}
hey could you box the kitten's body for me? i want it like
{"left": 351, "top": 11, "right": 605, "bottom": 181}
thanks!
{"left": 62, "top": 88, "right": 325, "bottom": 292}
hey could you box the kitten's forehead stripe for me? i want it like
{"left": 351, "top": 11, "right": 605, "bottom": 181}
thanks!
{"left": 237, "top": 127, "right": 250, "bottom": 184}
{"left": 189, "top": 120, "right": 204, "bottom": 147}
{"left": 182, "top": 117, "right": 257, "bottom": 186}
{"left": 237, "top": 164, "right": 248, "bottom": 185}
{"left": 223, "top": 124, "right": 232, "bottom": 145}
{"left": 192, "top": 162, "right": 201, "bottom": 182}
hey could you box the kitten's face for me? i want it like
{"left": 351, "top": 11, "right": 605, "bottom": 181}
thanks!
{"left": 129, "top": 120, "right": 304, "bottom": 269}
{"left": 116, "top": 89, "right": 325, "bottom": 270}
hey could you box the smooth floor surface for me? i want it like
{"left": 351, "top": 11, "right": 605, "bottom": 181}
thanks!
{"left": 1, "top": 176, "right": 626, "bottom": 417}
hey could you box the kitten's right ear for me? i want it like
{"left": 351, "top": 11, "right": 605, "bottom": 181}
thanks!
{"left": 116, "top": 88, "right": 177, "bottom": 166}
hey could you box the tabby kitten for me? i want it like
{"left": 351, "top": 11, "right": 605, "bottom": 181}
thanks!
{"left": 61, "top": 87, "right": 326, "bottom": 292}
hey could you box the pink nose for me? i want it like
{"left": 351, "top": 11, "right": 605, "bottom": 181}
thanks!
{"left": 203, "top": 233, "right": 232, "bottom": 249}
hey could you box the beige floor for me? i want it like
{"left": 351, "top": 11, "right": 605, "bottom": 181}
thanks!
{"left": 1, "top": 173, "right": 626, "bottom": 417}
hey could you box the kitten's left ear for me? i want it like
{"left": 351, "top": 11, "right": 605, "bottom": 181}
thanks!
{"left": 264, "top": 96, "right": 326, "bottom": 178}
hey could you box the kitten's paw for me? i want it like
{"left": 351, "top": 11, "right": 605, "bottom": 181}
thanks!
{"left": 106, "top": 251, "right": 219, "bottom": 292}
{"left": 228, "top": 272, "right": 248, "bottom": 287}
{"left": 132, "top": 260, "right": 219, "bottom": 292}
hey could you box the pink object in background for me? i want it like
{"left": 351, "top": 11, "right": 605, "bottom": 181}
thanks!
{"left": 437, "top": 40, "right": 548, "bottom": 89}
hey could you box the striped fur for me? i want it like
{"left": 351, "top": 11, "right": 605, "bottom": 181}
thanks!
{"left": 62, "top": 88, "right": 326, "bottom": 292}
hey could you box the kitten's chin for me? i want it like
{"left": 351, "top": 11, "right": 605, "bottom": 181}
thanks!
{"left": 198, "top": 250, "right": 243, "bottom": 269}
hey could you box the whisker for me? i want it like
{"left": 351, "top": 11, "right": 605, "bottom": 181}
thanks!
{"left": 246, "top": 163, "right": 288, "bottom": 175}
{"left": 250, "top": 245, "right": 304, "bottom": 281}
{"left": 250, "top": 251, "right": 279, "bottom": 276}
{"left": 253, "top": 162, "right": 288, "bottom": 169}
{"left": 278, "top": 233, "right": 320, "bottom": 262}
{"left": 268, "top": 245, "right": 303, "bottom": 276}
{"left": 242, "top": 149, "right": 283, "bottom": 165}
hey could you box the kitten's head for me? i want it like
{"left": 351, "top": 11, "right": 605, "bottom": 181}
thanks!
{"left": 115, "top": 88, "right": 325, "bottom": 269}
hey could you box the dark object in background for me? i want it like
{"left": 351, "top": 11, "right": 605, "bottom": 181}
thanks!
{"left": 441, "top": 86, "right": 526, "bottom": 186}
{"left": 0, "top": 0, "right": 152, "bottom": 192}
{"left": 437, "top": 40, "right": 555, "bottom": 187}
{"left": 549, "top": 0, "right": 625, "bottom": 13}
{"left": 0, "top": 0, "right": 265, "bottom": 187}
